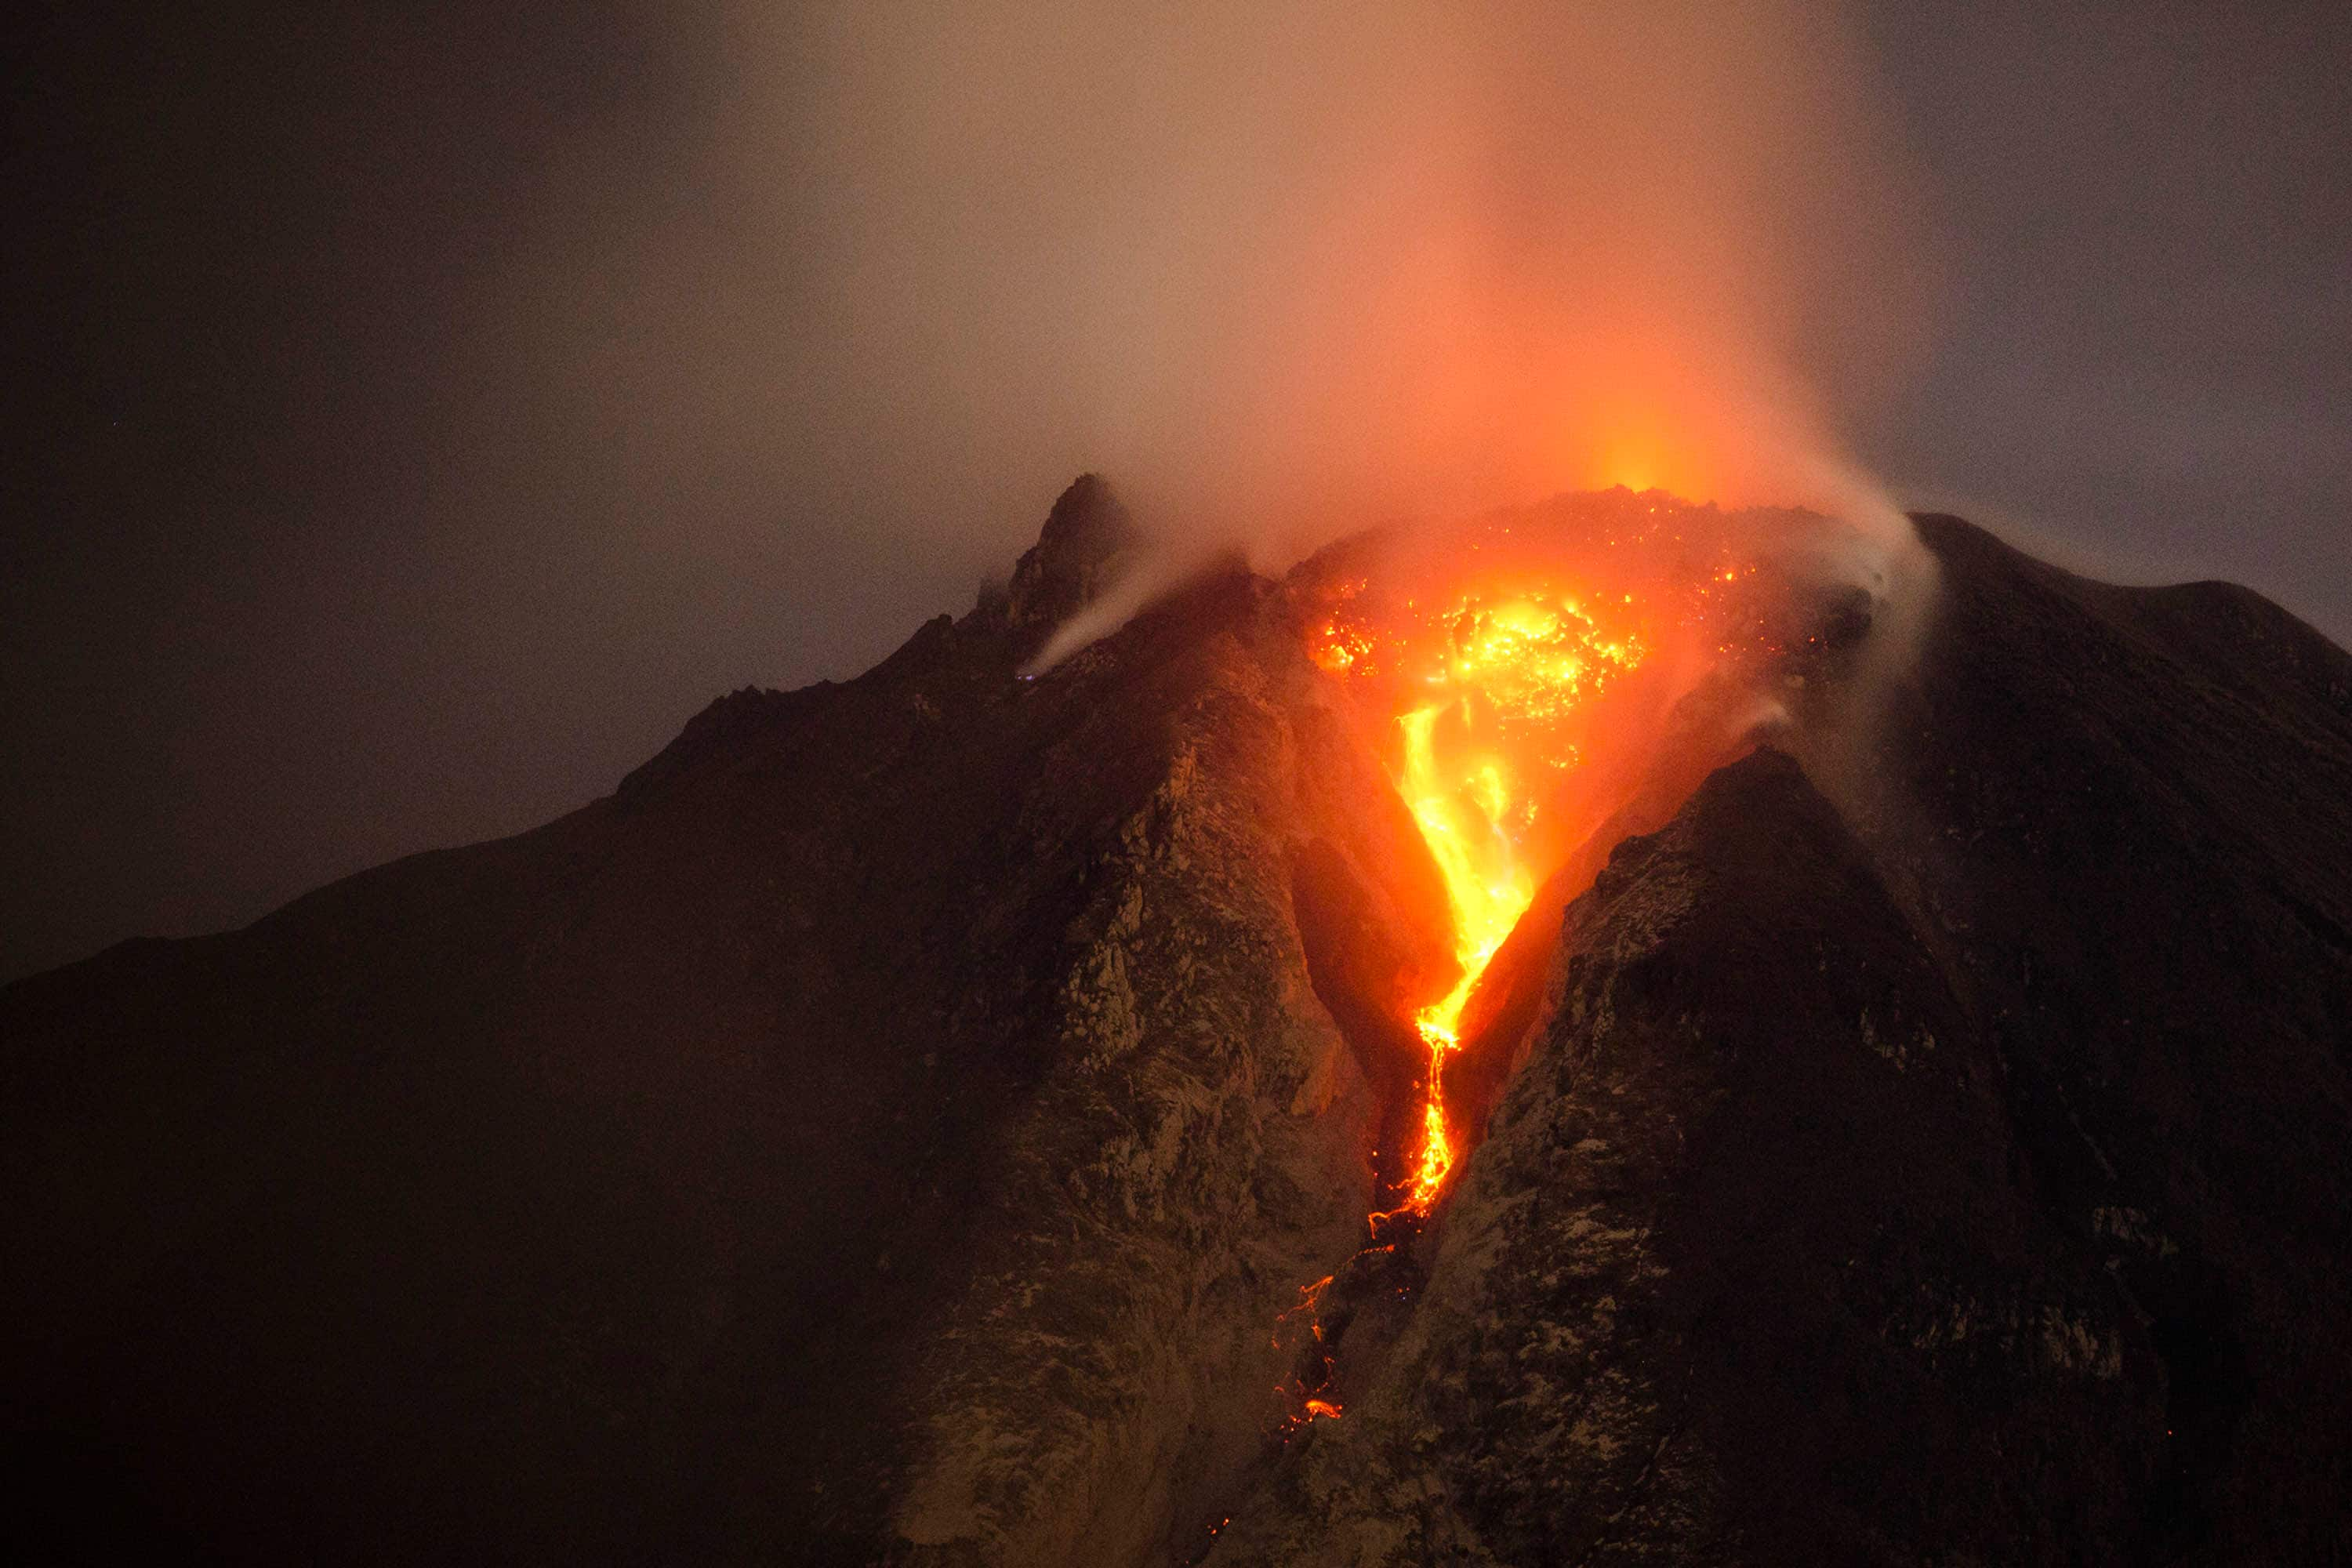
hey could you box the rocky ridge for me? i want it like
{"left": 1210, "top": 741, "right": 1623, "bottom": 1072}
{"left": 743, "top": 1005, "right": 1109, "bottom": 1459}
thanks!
{"left": 4, "top": 481, "right": 2349, "bottom": 1565}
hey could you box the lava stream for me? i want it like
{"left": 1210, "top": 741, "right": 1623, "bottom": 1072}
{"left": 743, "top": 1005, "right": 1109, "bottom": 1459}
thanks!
{"left": 1384, "top": 698, "right": 1540, "bottom": 1214}
{"left": 1281, "top": 494, "right": 1770, "bottom": 1439}
{"left": 1305, "top": 507, "right": 1725, "bottom": 1216}
{"left": 1375, "top": 604, "right": 1645, "bottom": 1216}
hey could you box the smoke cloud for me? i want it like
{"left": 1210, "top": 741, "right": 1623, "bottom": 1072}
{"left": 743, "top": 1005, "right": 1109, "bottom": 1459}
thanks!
{"left": 575, "top": 0, "right": 1938, "bottom": 578}
{"left": 0, "top": 0, "right": 1951, "bottom": 983}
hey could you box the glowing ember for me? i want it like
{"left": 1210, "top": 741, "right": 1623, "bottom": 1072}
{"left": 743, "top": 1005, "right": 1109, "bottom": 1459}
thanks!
{"left": 1305, "top": 495, "right": 1760, "bottom": 1216}
{"left": 1273, "top": 1272, "right": 1345, "bottom": 1433}
{"left": 1373, "top": 590, "right": 1647, "bottom": 1211}
{"left": 1261, "top": 494, "right": 1790, "bottom": 1443}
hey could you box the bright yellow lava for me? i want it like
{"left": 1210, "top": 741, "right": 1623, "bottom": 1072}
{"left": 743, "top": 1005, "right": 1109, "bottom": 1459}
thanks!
{"left": 1327, "top": 590, "right": 1649, "bottom": 1216}
{"left": 1391, "top": 702, "right": 1537, "bottom": 1210}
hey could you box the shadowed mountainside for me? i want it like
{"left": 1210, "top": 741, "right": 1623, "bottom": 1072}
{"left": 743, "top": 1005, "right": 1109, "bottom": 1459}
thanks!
{"left": 5, "top": 481, "right": 2350, "bottom": 1565}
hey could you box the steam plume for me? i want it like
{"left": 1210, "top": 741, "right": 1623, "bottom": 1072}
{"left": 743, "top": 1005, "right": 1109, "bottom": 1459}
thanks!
{"left": 612, "top": 2, "right": 1938, "bottom": 583}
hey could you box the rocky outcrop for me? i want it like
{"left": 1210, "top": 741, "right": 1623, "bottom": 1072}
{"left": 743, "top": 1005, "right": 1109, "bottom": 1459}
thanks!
{"left": 1004, "top": 471, "right": 1142, "bottom": 632}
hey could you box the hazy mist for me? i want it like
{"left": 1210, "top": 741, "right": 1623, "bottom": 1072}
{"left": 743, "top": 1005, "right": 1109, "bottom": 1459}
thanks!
{"left": 648, "top": 0, "right": 1937, "bottom": 568}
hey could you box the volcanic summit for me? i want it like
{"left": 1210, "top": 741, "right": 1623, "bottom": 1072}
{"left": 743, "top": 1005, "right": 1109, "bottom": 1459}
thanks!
{"left": 5, "top": 477, "right": 2350, "bottom": 1565}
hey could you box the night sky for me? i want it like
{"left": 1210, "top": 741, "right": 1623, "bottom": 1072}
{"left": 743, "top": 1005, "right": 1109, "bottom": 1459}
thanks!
{"left": 5, "top": 0, "right": 2347, "bottom": 982}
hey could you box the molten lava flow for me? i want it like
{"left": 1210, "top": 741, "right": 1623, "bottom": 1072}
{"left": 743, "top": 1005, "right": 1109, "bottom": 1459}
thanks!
{"left": 1262, "top": 494, "right": 1788, "bottom": 1453}
{"left": 1301, "top": 496, "right": 1762, "bottom": 1216}
{"left": 1374, "top": 592, "right": 1647, "bottom": 1212}
{"left": 1386, "top": 706, "right": 1497, "bottom": 1211}
{"left": 1265, "top": 495, "right": 1825, "bottom": 1454}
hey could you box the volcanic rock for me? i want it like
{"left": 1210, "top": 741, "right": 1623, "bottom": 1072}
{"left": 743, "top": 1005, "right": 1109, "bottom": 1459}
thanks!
{"left": 3, "top": 483, "right": 2348, "bottom": 1565}
{"left": 1004, "top": 470, "right": 1142, "bottom": 632}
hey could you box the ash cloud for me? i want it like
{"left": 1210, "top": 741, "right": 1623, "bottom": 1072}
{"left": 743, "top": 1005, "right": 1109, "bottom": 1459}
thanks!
{"left": 605, "top": 0, "right": 1940, "bottom": 575}
{"left": 0, "top": 0, "right": 1949, "bottom": 983}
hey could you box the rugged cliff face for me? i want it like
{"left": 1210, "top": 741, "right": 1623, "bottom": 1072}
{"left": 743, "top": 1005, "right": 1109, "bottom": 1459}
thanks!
{"left": 1, "top": 477, "right": 1454, "bottom": 1563}
{"left": 5, "top": 481, "right": 2349, "bottom": 1565}
{"left": 1203, "top": 516, "right": 2352, "bottom": 1567}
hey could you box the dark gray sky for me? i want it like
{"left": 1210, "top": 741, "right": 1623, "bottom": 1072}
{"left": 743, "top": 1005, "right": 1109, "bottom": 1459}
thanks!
{"left": 4, "top": 0, "right": 2347, "bottom": 982}
{"left": 1851, "top": 1, "right": 2350, "bottom": 598}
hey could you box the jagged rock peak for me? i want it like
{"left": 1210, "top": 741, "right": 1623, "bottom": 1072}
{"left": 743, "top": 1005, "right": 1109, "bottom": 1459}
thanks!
{"left": 1005, "top": 472, "right": 1140, "bottom": 629}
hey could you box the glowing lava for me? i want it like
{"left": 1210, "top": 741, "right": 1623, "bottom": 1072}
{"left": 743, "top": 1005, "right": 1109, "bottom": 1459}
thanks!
{"left": 1270, "top": 493, "right": 1839, "bottom": 1449}
{"left": 1273, "top": 1272, "right": 1345, "bottom": 1432}
{"left": 1302, "top": 496, "right": 1759, "bottom": 1216}
{"left": 1381, "top": 592, "right": 1646, "bottom": 1211}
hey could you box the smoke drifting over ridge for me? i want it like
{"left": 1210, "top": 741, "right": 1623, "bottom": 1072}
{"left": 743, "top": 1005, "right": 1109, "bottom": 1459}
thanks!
{"left": 1, "top": 0, "right": 1959, "bottom": 985}
{"left": 655, "top": 0, "right": 1938, "bottom": 565}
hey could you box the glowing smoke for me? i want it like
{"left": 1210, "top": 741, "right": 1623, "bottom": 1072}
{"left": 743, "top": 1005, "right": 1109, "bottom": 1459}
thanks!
{"left": 601, "top": 2, "right": 1940, "bottom": 601}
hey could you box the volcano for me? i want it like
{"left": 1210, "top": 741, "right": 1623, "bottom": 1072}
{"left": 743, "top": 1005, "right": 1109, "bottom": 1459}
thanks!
{"left": 5, "top": 477, "right": 2350, "bottom": 1566}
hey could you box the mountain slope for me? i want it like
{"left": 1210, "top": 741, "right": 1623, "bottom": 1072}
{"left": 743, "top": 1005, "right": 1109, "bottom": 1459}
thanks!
{"left": 4, "top": 483, "right": 2349, "bottom": 1565}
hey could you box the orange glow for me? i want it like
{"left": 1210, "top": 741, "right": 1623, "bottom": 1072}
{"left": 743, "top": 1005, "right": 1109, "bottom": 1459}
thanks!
{"left": 1274, "top": 1272, "right": 1348, "bottom": 1432}
{"left": 1265, "top": 492, "right": 1798, "bottom": 1442}
{"left": 1304, "top": 493, "right": 1764, "bottom": 1217}
{"left": 1372, "top": 589, "right": 1647, "bottom": 1212}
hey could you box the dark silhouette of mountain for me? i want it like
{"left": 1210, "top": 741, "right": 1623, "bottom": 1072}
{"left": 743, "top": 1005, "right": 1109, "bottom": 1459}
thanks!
{"left": 4, "top": 480, "right": 2348, "bottom": 1565}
